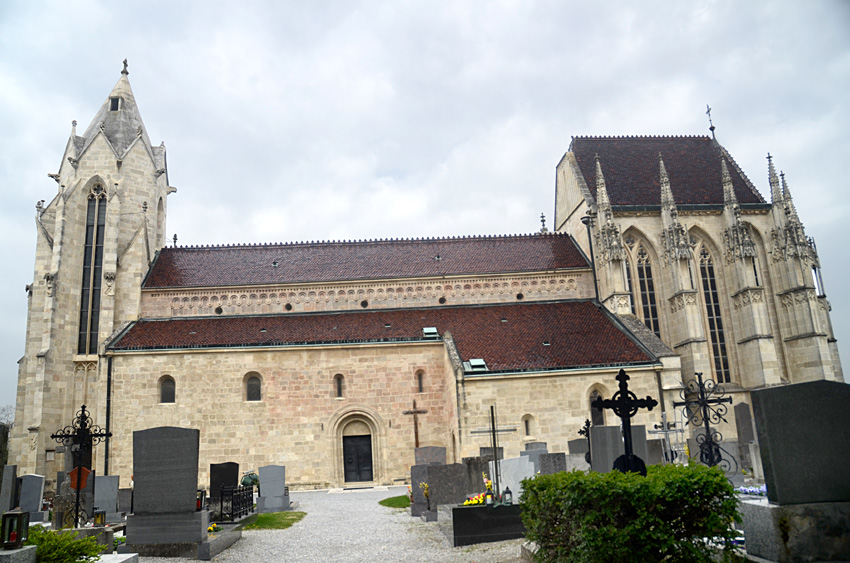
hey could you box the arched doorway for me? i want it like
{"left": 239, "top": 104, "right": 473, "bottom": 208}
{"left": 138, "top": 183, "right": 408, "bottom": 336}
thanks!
{"left": 342, "top": 419, "right": 373, "bottom": 482}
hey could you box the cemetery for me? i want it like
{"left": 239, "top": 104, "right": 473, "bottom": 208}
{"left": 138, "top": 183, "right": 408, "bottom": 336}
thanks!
{"left": 2, "top": 375, "right": 849, "bottom": 562}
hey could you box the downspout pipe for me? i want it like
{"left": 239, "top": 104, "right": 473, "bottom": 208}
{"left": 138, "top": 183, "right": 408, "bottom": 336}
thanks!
{"left": 105, "top": 355, "right": 112, "bottom": 475}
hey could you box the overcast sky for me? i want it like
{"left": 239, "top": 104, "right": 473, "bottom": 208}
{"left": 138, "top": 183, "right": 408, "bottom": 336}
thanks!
{"left": 2, "top": 1, "right": 848, "bottom": 407}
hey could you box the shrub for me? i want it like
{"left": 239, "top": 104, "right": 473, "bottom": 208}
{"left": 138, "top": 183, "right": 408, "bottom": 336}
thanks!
{"left": 25, "top": 526, "right": 102, "bottom": 563}
{"left": 520, "top": 464, "right": 740, "bottom": 563}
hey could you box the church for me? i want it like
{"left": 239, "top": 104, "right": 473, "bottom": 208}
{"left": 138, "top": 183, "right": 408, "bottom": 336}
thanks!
{"left": 10, "top": 66, "right": 843, "bottom": 492}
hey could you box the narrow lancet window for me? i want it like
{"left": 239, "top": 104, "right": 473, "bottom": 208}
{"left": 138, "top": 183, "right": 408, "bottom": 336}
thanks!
{"left": 636, "top": 246, "right": 661, "bottom": 338}
{"left": 699, "top": 247, "right": 731, "bottom": 383}
{"left": 77, "top": 185, "right": 107, "bottom": 355}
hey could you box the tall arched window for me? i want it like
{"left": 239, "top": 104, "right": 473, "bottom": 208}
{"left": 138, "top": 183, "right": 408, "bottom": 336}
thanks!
{"left": 698, "top": 246, "right": 731, "bottom": 383}
{"left": 159, "top": 375, "right": 175, "bottom": 404}
{"left": 521, "top": 414, "right": 535, "bottom": 437}
{"left": 77, "top": 184, "right": 107, "bottom": 354}
{"left": 334, "top": 374, "right": 345, "bottom": 398}
{"left": 589, "top": 390, "right": 604, "bottom": 426}
{"left": 628, "top": 244, "right": 661, "bottom": 338}
{"left": 246, "top": 373, "right": 262, "bottom": 401}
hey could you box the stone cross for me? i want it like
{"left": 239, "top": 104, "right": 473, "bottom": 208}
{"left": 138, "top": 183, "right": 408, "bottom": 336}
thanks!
{"left": 673, "top": 372, "right": 732, "bottom": 468}
{"left": 591, "top": 369, "right": 658, "bottom": 475}
{"left": 647, "top": 411, "right": 683, "bottom": 463}
{"left": 402, "top": 400, "right": 428, "bottom": 448}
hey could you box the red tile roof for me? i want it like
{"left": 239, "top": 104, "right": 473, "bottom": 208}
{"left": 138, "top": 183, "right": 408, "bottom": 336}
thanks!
{"left": 143, "top": 234, "right": 588, "bottom": 289}
{"left": 110, "top": 301, "right": 654, "bottom": 372}
{"left": 570, "top": 136, "right": 766, "bottom": 207}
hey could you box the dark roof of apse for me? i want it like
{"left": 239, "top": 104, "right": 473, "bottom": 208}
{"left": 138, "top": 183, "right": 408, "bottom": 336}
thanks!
{"left": 143, "top": 233, "right": 589, "bottom": 289}
{"left": 109, "top": 301, "right": 655, "bottom": 372}
{"left": 569, "top": 136, "right": 766, "bottom": 207}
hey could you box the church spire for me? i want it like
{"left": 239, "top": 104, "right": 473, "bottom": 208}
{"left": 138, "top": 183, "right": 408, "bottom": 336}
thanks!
{"left": 659, "top": 153, "right": 677, "bottom": 212}
{"left": 721, "top": 158, "right": 738, "bottom": 208}
{"left": 767, "top": 153, "right": 783, "bottom": 205}
{"left": 594, "top": 154, "right": 614, "bottom": 222}
{"left": 781, "top": 171, "right": 800, "bottom": 223}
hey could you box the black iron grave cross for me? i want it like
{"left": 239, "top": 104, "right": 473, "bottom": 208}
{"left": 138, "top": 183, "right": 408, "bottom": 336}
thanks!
{"left": 673, "top": 372, "right": 733, "bottom": 469}
{"left": 50, "top": 404, "right": 112, "bottom": 528}
{"left": 403, "top": 400, "right": 428, "bottom": 448}
{"left": 591, "top": 369, "right": 658, "bottom": 476}
{"left": 577, "top": 419, "right": 592, "bottom": 464}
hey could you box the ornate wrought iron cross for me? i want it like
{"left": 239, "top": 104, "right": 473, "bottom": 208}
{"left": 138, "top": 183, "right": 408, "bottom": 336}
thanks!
{"left": 402, "top": 400, "right": 428, "bottom": 448}
{"left": 591, "top": 369, "right": 658, "bottom": 475}
{"left": 50, "top": 405, "right": 111, "bottom": 528}
{"left": 577, "top": 419, "right": 592, "bottom": 464}
{"left": 673, "top": 372, "right": 734, "bottom": 471}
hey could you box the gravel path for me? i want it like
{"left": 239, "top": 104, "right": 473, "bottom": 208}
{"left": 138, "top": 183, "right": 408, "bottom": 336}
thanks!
{"left": 140, "top": 486, "right": 523, "bottom": 563}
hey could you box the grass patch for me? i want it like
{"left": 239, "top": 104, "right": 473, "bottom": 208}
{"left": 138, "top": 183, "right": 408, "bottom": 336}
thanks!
{"left": 242, "top": 511, "right": 306, "bottom": 530}
{"left": 379, "top": 494, "right": 411, "bottom": 508}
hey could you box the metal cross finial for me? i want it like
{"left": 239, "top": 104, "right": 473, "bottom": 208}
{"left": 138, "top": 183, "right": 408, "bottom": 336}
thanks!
{"left": 706, "top": 104, "right": 716, "bottom": 139}
{"left": 173, "top": 233, "right": 178, "bottom": 247}
{"left": 122, "top": 59, "right": 129, "bottom": 75}
{"left": 540, "top": 213, "right": 547, "bottom": 233}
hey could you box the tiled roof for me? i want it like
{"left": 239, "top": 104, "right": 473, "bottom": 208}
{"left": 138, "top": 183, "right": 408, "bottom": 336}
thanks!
{"left": 143, "top": 233, "right": 589, "bottom": 289}
{"left": 110, "top": 301, "right": 654, "bottom": 372}
{"left": 570, "top": 136, "right": 766, "bottom": 207}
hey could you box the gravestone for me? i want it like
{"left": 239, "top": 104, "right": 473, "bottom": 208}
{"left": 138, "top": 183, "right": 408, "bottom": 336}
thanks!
{"left": 209, "top": 462, "right": 239, "bottom": 499}
{"left": 524, "top": 442, "right": 547, "bottom": 451}
{"left": 425, "top": 464, "right": 468, "bottom": 508}
{"left": 567, "top": 439, "right": 588, "bottom": 455}
{"left": 492, "top": 456, "right": 535, "bottom": 498}
{"left": 19, "top": 474, "right": 46, "bottom": 521}
{"left": 539, "top": 453, "right": 567, "bottom": 475}
{"left": 257, "top": 465, "right": 290, "bottom": 513}
{"left": 410, "top": 464, "right": 430, "bottom": 517}
{"left": 734, "top": 402, "right": 755, "bottom": 473}
{"left": 414, "top": 446, "right": 446, "bottom": 466}
{"left": 590, "top": 425, "right": 648, "bottom": 473}
{"left": 94, "top": 475, "right": 121, "bottom": 522}
{"left": 124, "top": 427, "right": 209, "bottom": 558}
{"left": 520, "top": 446, "right": 549, "bottom": 473}
{"left": 646, "top": 439, "right": 664, "bottom": 466}
{"left": 564, "top": 453, "right": 590, "bottom": 472}
{"left": 479, "top": 447, "right": 503, "bottom": 459}
{"left": 0, "top": 465, "right": 17, "bottom": 512}
{"left": 460, "top": 456, "right": 490, "bottom": 495}
{"left": 118, "top": 488, "right": 133, "bottom": 514}
{"left": 740, "top": 380, "right": 850, "bottom": 562}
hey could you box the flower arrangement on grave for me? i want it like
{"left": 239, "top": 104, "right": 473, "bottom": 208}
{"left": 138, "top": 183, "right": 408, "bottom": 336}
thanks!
{"left": 462, "top": 472, "right": 493, "bottom": 505}
{"left": 407, "top": 485, "right": 413, "bottom": 503}
{"left": 419, "top": 482, "right": 430, "bottom": 510}
{"left": 735, "top": 484, "right": 767, "bottom": 496}
{"left": 207, "top": 523, "right": 222, "bottom": 533}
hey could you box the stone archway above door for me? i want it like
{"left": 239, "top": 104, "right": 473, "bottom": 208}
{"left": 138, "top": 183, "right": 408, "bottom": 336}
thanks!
{"left": 328, "top": 406, "right": 386, "bottom": 487}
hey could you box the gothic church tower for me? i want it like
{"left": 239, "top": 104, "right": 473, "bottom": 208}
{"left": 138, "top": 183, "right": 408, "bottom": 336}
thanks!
{"left": 11, "top": 63, "right": 174, "bottom": 486}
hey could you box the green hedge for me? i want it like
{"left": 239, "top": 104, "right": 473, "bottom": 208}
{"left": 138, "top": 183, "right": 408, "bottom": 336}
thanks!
{"left": 25, "top": 526, "right": 102, "bottom": 563}
{"left": 520, "top": 464, "right": 740, "bottom": 563}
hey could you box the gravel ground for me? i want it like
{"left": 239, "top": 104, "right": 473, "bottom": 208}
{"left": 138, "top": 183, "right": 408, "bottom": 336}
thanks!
{"left": 139, "top": 486, "right": 524, "bottom": 563}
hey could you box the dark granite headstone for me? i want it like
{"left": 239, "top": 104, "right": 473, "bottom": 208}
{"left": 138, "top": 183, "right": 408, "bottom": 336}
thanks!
{"left": 426, "top": 464, "right": 468, "bottom": 507}
{"left": 735, "top": 402, "right": 755, "bottom": 444}
{"left": 19, "top": 474, "right": 44, "bottom": 512}
{"left": 209, "top": 462, "right": 240, "bottom": 499}
{"left": 118, "top": 488, "right": 133, "bottom": 513}
{"left": 524, "top": 442, "right": 547, "bottom": 451}
{"left": 752, "top": 380, "right": 850, "bottom": 505}
{"left": 94, "top": 475, "right": 120, "bottom": 520}
{"left": 646, "top": 439, "right": 664, "bottom": 466}
{"left": 444, "top": 504, "right": 525, "bottom": 547}
{"left": 567, "top": 439, "right": 589, "bottom": 455}
{"left": 479, "top": 447, "right": 503, "bottom": 459}
{"left": 590, "top": 425, "right": 649, "bottom": 473}
{"left": 133, "top": 427, "right": 200, "bottom": 514}
{"left": 0, "top": 465, "right": 17, "bottom": 512}
{"left": 460, "top": 456, "right": 490, "bottom": 495}
{"left": 539, "top": 453, "right": 567, "bottom": 475}
{"left": 414, "top": 446, "right": 447, "bottom": 466}
{"left": 410, "top": 465, "right": 429, "bottom": 517}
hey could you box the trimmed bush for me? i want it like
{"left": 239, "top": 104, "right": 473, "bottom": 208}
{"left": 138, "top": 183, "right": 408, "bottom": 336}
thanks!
{"left": 521, "top": 464, "right": 739, "bottom": 563}
{"left": 25, "top": 525, "right": 102, "bottom": 563}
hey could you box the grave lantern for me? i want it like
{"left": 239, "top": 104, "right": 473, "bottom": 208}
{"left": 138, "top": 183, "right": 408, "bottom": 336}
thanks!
{"left": 2, "top": 509, "right": 29, "bottom": 550}
{"left": 196, "top": 489, "right": 207, "bottom": 511}
{"left": 93, "top": 509, "right": 106, "bottom": 526}
{"left": 502, "top": 487, "right": 513, "bottom": 505}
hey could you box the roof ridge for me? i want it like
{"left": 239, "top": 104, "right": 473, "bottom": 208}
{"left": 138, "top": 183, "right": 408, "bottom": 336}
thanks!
{"left": 571, "top": 135, "right": 712, "bottom": 140}
{"left": 166, "top": 232, "right": 568, "bottom": 251}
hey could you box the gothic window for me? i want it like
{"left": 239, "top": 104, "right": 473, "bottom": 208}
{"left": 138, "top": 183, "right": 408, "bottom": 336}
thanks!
{"left": 77, "top": 184, "right": 107, "bottom": 355}
{"left": 589, "top": 390, "right": 604, "bottom": 426}
{"left": 750, "top": 257, "right": 761, "bottom": 287}
{"left": 334, "top": 374, "right": 345, "bottom": 398}
{"left": 634, "top": 245, "right": 661, "bottom": 338}
{"left": 159, "top": 376, "right": 175, "bottom": 404}
{"left": 624, "top": 262, "right": 636, "bottom": 315}
{"left": 245, "top": 373, "right": 262, "bottom": 401}
{"left": 699, "top": 246, "right": 731, "bottom": 383}
{"left": 812, "top": 266, "right": 824, "bottom": 296}
{"left": 416, "top": 370, "right": 424, "bottom": 393}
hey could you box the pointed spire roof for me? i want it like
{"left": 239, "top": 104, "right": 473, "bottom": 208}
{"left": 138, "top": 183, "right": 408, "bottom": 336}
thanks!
{"left": 781, "top": 171, "right": 800, "bottom": 222}
{"left": 594, "top": 154, "right": 613, "bottom": 219}
{"left": 721, "top": 158, "right": 738, "bottom": 207}
{"left": 79, "top": 61, "right": 153, "bottom": 158}
{"left": 659, "top": 153, "right": 677, "bottom": 211}
{"left": 767, "top": 153, "right": 783, "bottom": 205}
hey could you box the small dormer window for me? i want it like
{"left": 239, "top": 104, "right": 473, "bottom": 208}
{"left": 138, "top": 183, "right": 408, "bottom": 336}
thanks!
{"left": 109, "top": 97, "right": 121, "bottom": 111}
